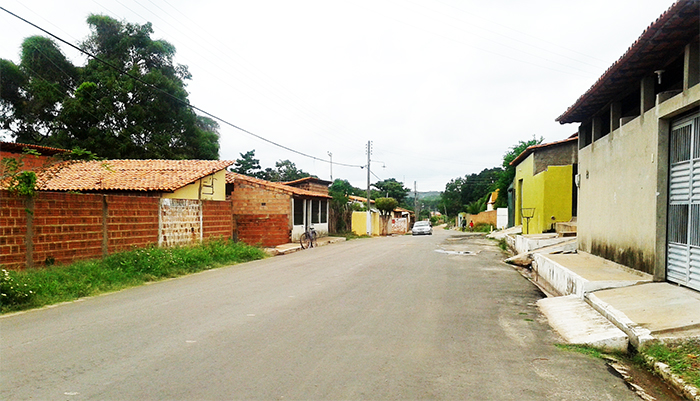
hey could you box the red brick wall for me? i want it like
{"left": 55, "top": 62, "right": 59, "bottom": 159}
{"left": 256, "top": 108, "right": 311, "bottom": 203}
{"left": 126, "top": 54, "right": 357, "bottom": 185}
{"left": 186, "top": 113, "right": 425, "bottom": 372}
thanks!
{"left": 0, "top": 151, "right": 59, "bottom": 173}
{"left": 32, "top": 192, "right": 104, "bottom": 267}
{"left": 230, "top": 182, "right": 291, "bottom": 247}
{"left": 1, "top": 191, "right": 235, "bottom": 270}
{"left": 202, "top": 199, "right": 233, "bottom": 240}
{"left": 0, "top": 192, "right": 28, "bottom": 268}
{"left": 235, "top": 214, "right": 290, "bottom": 247}
{"left": 106, "top": 195, "right": 159, "bottom": 253}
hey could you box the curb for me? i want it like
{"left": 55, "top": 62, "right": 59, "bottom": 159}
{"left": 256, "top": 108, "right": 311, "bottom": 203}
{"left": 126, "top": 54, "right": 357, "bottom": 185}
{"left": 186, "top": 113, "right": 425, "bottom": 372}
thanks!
{"left": 642, "top": 354, "right": 700, "bottom": 401}
{"left": 584, "top": 292, "right": 655, "bottom": 350}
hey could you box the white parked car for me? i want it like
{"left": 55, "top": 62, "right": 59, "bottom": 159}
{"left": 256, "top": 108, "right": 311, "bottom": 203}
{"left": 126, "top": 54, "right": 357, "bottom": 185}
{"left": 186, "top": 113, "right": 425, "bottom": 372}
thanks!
{"left": 412, "top": 221, "right": 432, "bottom": 235}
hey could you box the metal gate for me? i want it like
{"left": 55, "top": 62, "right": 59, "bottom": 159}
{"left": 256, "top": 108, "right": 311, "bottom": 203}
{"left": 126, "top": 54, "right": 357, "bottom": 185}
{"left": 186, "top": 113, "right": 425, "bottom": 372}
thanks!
{"left": 667, "top": 114, "right": 700, "bottom": 291}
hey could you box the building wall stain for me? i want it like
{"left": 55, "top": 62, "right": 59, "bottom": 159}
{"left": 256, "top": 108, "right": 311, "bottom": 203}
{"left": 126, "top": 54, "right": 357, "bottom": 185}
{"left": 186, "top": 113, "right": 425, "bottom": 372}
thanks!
{"left": 590, "top": 240, "right": 655, "bottom": 274}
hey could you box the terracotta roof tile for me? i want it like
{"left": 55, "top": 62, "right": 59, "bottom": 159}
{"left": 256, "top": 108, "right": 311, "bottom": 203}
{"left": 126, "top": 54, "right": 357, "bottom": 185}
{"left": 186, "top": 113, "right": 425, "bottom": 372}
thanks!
{"left": 1, "top": 141, "right": 70, "bottom": 156}
{"left": 227, "top": 172, "right": 331, "bottom": 198}
{"left": 38, "top": 159, "right": 234, "bottom": 192}
{"left": 557, "top": 0, "right": 699, "bottom": 123}
{"left": 510, "top": 135, "right": 579, "bottom": 166}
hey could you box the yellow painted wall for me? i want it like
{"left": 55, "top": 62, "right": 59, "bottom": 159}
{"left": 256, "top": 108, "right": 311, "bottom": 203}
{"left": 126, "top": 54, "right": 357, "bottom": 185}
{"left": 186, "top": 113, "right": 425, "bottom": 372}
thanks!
{"left": 514, "top": 154, "right": 573, "bottom": 234}
{"left": 351, "top": 210, "right": 380, "bottom": 236}
{"left": 163, "top": 170, "right": 227, "bottom": 201}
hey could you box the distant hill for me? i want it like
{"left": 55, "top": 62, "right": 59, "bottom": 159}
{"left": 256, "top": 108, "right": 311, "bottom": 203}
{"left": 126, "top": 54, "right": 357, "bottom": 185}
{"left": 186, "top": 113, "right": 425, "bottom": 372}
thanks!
{"left": 417, "top": 191, "right": 440, "bottom": 199}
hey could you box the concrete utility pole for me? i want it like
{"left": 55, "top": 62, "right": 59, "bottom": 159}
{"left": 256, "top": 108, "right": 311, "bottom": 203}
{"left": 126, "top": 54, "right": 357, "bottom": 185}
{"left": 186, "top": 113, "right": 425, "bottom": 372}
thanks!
{"left": 414, "top": 181, "right": 419, "bottom": 222}
{"left": 327, "top": 151, "right": 333, "bottom": 181}
{"left": 366, "top": 141, "right": 372, "bottom": 236}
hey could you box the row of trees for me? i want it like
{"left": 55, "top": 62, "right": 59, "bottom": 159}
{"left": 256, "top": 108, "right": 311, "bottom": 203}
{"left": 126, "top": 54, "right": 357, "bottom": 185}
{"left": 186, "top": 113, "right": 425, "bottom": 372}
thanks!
{"left": 1, "top": 15, "right": 219, "bottom": 159}
{"left": 230, "top": 150, "right": 312, "bottom": 182}
{"left": 439, "top": 137, "right": 543, "bottom": 217}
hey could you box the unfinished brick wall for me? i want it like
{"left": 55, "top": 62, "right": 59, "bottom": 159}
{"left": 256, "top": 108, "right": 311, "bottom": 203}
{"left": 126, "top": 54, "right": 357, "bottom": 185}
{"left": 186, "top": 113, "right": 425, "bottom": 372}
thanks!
{"left": 0, "top": 192, "right": 28, "bottom": 268}
{"left": 202, "top": 199, "right": 233, "bottom": 240}
{"left": 31, "top": 192, "right": 104, "bottom": 267}
{"left": 106, "top": 195, "right": 159, "bottom": 253}
{"left": 1, "top": 190, "right": 233, "bottom": 270}
{"left": 0, "top": 151, "right": 60, "bottom": 173}
{"left": 231, "top": 182, "right": 291, "bottom": 247}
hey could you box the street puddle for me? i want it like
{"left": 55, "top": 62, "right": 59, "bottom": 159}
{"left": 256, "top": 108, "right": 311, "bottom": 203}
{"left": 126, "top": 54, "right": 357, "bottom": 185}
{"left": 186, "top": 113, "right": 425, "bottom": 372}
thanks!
{"left": 434, "top": 249, "right": 476, "bottom": 256}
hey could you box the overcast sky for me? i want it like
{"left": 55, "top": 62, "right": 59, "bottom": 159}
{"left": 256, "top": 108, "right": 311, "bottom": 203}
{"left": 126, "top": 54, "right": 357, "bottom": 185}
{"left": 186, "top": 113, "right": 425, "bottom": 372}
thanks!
{"left": 0, "top": 0, "right": 674, "bottom": 191}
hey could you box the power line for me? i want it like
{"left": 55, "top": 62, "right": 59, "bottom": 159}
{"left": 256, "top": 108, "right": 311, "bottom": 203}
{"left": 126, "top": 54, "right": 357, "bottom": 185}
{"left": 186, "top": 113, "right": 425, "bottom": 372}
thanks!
{"left": 0, "top": 6, "right": 365, "bottom": 169}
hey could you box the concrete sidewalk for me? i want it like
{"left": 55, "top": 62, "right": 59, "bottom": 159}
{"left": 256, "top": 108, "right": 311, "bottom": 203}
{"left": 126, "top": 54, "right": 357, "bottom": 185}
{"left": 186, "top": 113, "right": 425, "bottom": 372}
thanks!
{"left": 264, "top": 236, "right": 347, "bottom": 256}
{"left": 530, "top": 249, "right": 700, "bottom": 349}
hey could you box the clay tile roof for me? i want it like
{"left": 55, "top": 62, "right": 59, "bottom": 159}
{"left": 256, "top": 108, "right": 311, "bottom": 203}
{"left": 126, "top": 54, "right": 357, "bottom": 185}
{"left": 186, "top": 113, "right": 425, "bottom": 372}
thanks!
{"left": 510, "top": 135, "right": 579, "bottom": 166}
{"left": 39, "top": 159, "right": 234, "bottom": 192}
{"left": 557, "top": 0, "right": 700, "bottom": 124}
{"left": 1, "top": 141, "right": 70, "bottom": 156}
{"left": 349, "top": 195, "right": 374, "bottom": 204}
{"left": 283, "top": 176, "right": 333, "bottom": 186}
{"left": 226, "top": 172, "right": 331, "bottom": 198}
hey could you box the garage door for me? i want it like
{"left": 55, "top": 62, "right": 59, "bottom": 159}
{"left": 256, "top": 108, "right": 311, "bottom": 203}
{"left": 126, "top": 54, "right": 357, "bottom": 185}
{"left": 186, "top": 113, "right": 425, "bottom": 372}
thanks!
{"left": 667, "top": 113, "right": 700, "bottom": 291}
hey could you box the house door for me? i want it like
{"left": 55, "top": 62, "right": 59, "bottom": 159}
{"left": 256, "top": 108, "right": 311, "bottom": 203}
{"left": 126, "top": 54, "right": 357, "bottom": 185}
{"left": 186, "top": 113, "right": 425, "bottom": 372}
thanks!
{"left": 667, "top": 113, "right": 700, "bottom": 291}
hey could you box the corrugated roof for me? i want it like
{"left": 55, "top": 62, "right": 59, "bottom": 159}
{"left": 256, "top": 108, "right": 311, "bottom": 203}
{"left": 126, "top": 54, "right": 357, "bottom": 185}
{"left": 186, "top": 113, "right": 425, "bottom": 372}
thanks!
{"left": 38, "top": 159, "right": 234, "bottom": 192}
{"left": 557, "top": 0, "right": 700, "bottom": 124}
{"left": 227, "top": 172, "right": 331, "bottom": 198}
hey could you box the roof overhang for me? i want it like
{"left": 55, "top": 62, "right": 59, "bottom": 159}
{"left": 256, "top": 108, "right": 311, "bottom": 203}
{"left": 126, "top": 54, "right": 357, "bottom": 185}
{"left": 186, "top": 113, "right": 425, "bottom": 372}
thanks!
{"left": 556, "top": 0, "right": 700, "bottom": 124}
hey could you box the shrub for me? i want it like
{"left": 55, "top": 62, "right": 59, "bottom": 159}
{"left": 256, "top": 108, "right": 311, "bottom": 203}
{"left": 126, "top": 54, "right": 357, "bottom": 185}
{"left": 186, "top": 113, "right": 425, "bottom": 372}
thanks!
{"left": 0, "top": 269, "right": 34, "bottom": 308}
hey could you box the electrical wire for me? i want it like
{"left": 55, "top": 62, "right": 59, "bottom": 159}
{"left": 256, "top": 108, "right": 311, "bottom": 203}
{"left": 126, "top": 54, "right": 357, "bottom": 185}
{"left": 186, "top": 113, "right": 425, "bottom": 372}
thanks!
{"left": 0, "top": 6, "right": 365, "bottom": 169}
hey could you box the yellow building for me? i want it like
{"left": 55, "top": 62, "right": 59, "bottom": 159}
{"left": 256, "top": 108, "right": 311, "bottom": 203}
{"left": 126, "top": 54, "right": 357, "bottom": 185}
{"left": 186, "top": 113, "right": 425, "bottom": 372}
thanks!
{"left": 511, "top": 136, "right": 578, "bottom": 234}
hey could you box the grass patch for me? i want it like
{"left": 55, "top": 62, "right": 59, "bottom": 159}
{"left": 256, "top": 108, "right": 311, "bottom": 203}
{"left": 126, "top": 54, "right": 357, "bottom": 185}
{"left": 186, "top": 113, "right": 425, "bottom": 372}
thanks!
{"left": 558, "top": 341, "right": 700, "bottom": 390}
{"left": 555, "top": 343, "right": 617, "bottom": 360}
{"left": 1, "top": 239, "right": 266, "bottom": 314}
{"left": 641, "top": 339, "right": 700, "bottom": 388}
{"left": 332, "top": 231, "right": 370, "bottom": 240}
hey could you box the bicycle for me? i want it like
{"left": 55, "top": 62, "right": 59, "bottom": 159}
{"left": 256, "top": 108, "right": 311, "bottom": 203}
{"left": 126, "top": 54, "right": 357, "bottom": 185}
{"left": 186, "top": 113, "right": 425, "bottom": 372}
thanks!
{"left": 300, "top": 226, "right": 317, "bottom": 249}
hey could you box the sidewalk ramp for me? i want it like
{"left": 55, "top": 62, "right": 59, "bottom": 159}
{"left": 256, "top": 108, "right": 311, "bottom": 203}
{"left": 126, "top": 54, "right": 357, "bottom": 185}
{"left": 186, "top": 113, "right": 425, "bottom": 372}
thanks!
{"left": 538, "top": 295, "right": 629, "bottom": 352}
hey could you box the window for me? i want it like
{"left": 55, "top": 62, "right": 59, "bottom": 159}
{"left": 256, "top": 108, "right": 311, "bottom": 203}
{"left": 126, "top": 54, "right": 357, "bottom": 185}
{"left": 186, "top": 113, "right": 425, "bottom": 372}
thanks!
{"left": 320, "top": 200, "right": 327, "bottom": 223}
{"left": 312, "top": 199, "right": 320, "bottom": 224}
{"left": 294, "top": 199, "right": 304, "bottom": 225}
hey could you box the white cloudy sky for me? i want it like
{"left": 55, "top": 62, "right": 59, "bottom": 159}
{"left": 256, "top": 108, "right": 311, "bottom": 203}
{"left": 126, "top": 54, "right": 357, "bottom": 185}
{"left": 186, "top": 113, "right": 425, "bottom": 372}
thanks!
{"left": 0, "top": 0, "right": 673, "bottom": 191}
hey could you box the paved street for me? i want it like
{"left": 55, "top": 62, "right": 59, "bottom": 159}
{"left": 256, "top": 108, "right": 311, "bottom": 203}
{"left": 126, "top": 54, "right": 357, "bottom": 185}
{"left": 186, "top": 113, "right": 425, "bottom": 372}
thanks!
{"left": 1, "top": 228, "right": 640, "bottom": 400}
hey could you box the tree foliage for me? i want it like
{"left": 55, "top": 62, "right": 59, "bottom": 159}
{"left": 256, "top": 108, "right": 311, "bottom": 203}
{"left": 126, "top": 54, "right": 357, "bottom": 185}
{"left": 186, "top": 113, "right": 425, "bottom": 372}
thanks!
{"left": 266, "top": 159, "right": 310, "bottom": 182}
{"left": 371, "top": 178, "right": 410, "bottom": 206}
{"left": 328, "top": 179, "right": 364, "bottom": 232}
{"left": 230, "top": 150, "right": 312, "bottom": 182}
{"left": 232, "top": 150, "right": 262, "bottom": 177}
{"left": 493, "top": 136, "right": 543, "bottom": 208}
{"left": 0, "top": 15, "right": 219, "bottom": 159}
{"left": 375, "top": 197, "right": 398, "bottom": 216}
{"left": 440, "top": 167, "right": 502, "bottom": 216}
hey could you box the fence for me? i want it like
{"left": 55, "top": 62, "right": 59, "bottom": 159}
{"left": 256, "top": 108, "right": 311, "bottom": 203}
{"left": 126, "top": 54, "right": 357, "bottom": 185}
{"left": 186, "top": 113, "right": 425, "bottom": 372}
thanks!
{"left": 0, "top": 190, "right": 233, "bottom": 270}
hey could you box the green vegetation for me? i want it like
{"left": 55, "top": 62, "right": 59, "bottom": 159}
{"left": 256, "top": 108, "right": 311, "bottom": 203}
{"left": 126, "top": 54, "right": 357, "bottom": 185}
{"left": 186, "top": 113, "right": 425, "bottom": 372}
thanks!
{"left": 1, "top": 15, "right": 219, "bottom": 159}
{"left": 642, "top": 339, "right": 700, "bottom": 388}
{"left": 332, "top": 231, "right": 370, "bottom": 240}
{"left": 557, "top": 341, "right": 700, "bottom": 390}
{"left": 555, "top": 344, "right": 616, "bottom": 360}
{"left": 0, "top": 240, "right": 266, "bottom": 314}
{"left": 437, "top": 136, "right": 545, "bottom": 219}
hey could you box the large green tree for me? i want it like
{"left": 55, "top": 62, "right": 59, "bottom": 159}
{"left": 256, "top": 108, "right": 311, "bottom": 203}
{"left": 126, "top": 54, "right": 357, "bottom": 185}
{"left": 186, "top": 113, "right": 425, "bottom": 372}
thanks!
{"left": 262, "top": 159, "right": 310, "bottom": 182}
{"left": 493, "top": 136, "right": 543, "bottom": 208}
{"left": 232, "top": 150, "right": 263, "bottom": 177}
{"left": 371, "top": 178, "right": 410, "bottom": 206}
{"left": 0, "top": 15, "right": 219, "bottom": 159}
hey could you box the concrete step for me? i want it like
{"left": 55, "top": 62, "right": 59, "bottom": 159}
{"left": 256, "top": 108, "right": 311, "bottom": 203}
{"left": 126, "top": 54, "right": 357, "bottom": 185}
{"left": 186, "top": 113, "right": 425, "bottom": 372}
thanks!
{"left": 538, "top": 295, "right": 629, "bottom": 352}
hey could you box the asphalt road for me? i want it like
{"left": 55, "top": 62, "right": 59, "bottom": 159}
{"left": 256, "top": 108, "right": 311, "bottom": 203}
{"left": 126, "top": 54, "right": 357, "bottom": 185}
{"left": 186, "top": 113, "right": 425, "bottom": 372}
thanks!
{"left": 1, "top": 228, "right": 641, "bottom": 400}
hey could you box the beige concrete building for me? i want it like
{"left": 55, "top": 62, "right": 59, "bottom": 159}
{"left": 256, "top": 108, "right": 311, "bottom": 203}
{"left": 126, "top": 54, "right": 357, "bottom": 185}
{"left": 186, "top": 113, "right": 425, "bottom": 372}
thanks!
{"left": 556, "top": 0, "right": 699, "bottom": 291}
